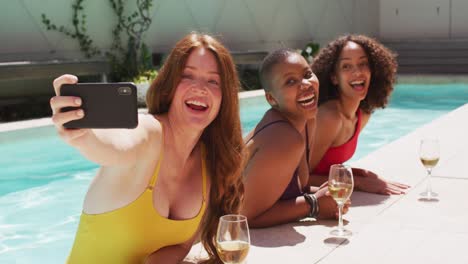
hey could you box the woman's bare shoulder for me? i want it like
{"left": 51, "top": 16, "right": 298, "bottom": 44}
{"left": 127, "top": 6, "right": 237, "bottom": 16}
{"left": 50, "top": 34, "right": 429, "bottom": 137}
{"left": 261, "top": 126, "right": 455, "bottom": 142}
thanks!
{"left": 137, "top": 114, "right": 163, "bottom": 138}
{"left": 258, "top": 121, "right": 304, "bottom": 157}
{"left": 139, "top": 114, "right": 161, "bottom": 129}
{"left": 318, "top": 101, "right": 343, "bottom": 129}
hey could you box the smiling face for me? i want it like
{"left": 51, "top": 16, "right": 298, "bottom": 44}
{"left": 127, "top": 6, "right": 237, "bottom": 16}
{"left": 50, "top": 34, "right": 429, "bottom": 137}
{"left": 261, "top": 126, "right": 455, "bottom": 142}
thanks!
{"left": 266, "top": 53, "right": 319, "bottom": 121}
{"left": 170, "top": 47, "right": 222, "bottom": 129}
{"left": 332, "top": 41, "right": 371, "bottom": 102}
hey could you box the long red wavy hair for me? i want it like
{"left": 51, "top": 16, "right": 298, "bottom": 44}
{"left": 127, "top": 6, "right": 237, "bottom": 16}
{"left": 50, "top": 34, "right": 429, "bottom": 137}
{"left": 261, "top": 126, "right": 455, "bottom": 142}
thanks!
{"left": 146, "top": 32, "right": 244, "bottom": 263}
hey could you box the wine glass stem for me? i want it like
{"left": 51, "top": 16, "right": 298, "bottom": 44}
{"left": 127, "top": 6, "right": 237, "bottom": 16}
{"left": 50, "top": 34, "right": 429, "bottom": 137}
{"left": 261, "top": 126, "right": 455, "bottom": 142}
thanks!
{"left": 426, "top": 168, "right": 433, "bottom": 194}
{"left": 338, "top": 204, "right": 344, "bottom": 232}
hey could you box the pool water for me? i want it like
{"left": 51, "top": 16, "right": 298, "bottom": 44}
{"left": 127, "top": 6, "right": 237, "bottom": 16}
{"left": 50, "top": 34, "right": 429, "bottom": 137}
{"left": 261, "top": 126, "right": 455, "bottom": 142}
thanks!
{"left": 1, "top": 83, "right": 467, "bottom": 263}
{"left": 241, "top": 83, "right": 468, "bottom": 161}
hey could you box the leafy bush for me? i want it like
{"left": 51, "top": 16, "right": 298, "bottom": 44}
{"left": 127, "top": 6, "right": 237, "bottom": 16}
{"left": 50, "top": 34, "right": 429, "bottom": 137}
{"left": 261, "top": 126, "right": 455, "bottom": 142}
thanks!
{"left": 300, "top": 41, "right": 320, "bottom": 64}
{"left": 42, "top": 0, "right": 156, "bottom": 82}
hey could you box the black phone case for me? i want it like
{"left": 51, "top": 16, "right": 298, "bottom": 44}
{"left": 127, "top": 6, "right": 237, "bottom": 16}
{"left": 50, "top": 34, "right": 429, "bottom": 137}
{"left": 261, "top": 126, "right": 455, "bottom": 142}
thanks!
{"left": 61, "top": 82, "right": 138, "bottom": 129}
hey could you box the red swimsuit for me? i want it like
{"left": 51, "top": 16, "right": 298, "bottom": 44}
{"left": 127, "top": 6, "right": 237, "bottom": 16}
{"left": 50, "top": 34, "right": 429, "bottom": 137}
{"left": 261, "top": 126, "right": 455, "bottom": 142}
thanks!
{"left": 313, "top": 109, "right": 362, "bottom": 175}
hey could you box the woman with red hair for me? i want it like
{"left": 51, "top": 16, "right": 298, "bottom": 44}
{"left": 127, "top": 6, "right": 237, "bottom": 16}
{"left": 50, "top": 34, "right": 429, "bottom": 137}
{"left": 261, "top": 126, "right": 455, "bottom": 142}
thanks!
{"left": 50, "top": 32, "right": 244, "bottom": 263}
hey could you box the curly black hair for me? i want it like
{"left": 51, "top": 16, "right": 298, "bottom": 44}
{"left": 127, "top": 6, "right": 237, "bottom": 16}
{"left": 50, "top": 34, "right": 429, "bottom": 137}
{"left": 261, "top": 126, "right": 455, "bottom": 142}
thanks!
{"left": 312, "top": 34, "right": 397, "bottom": 113}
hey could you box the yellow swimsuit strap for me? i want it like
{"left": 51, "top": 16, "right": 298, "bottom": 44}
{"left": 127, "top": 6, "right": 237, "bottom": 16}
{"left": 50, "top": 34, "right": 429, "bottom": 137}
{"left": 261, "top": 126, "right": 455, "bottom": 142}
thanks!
{"left": 147, "top": 122, "right": 207, "bottom": 202}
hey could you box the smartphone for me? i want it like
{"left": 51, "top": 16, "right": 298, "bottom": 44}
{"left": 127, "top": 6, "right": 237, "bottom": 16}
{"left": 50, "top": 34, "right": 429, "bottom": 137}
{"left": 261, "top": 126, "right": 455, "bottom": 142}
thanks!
{"left": 60, "top": 82, "right": 138, "bottom": 129}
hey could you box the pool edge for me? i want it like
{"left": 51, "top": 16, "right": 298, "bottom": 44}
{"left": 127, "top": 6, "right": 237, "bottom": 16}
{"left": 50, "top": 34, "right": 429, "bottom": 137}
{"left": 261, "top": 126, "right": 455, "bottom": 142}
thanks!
{"left": 0, "top": 90, "right": 267, "bottom": 132}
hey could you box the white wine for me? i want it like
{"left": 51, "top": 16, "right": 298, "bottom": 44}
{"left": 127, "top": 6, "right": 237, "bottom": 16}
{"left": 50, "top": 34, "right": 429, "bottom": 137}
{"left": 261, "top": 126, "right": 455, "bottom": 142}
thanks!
{"left": 328, "top": 182, "right": 353, "bottom": 204}
{"left": 420, "top": 157, "right": 439, "bottom": 168}
{"left": 216, "top": 240, "right": 249, "bottom": 264}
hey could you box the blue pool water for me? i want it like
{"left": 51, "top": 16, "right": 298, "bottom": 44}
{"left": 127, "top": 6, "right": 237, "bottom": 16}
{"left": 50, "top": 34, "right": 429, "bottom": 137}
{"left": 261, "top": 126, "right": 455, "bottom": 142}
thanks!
{"left": 1, "top": 83, "right": 467, "bottom": 263}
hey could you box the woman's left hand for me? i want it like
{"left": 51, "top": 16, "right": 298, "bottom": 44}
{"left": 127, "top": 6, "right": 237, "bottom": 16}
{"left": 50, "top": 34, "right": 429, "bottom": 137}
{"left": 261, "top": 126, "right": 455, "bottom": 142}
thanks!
{"left": 354, "top": 169, "right": 410, "bottom": 195}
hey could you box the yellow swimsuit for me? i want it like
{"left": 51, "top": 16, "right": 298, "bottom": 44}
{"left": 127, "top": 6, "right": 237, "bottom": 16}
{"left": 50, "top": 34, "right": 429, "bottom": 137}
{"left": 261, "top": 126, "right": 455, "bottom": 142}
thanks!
{"left": 67, "top": 143, "right": 207, "bottom": 264}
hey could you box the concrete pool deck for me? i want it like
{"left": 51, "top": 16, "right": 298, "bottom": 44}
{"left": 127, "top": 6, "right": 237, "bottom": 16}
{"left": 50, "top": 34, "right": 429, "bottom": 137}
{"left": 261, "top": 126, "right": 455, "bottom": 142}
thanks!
{"left": 184, "top": 102, "right": 468, "bottom": 263}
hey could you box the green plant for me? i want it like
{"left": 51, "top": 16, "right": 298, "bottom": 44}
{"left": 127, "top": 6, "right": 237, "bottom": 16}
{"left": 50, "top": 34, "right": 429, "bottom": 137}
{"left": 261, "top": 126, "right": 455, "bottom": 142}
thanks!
{"left": 41, "top": 0, "right": 100, "bottom": 58}
{"left": 107, "top": 0, "right": 154, "bottom": 82}
{"left": 300, "top": 41, "right": 320, "bottom": 64}
{"left": 41, "top": 0, "right": 155, "bottom": 82}
{"left": 132, "top": 69, "right": 158, "bottom": 84}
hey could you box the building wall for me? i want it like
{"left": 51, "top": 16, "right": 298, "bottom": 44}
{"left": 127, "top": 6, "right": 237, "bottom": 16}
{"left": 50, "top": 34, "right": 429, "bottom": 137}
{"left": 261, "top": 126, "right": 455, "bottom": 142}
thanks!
{"left": 0, "top": 0, "right": 379, "bottom": 61}
{"left": 380, "top": 0, "right": 468, "bottom": 39}
{"left": 451, "top": 0, "right": 468, "bottom": 38}
{"left": 2, "top": 0, "right": 467, "bottom": 62}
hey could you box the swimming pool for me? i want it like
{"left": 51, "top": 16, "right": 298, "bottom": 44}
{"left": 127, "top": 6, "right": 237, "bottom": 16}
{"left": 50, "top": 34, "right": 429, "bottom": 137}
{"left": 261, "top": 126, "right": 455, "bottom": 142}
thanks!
{"left": 1, "top": 83, "right": 467, "bottom": 263}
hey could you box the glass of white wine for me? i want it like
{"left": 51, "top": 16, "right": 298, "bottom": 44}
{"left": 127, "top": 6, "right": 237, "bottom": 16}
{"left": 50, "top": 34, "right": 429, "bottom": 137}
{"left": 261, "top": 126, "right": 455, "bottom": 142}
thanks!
{"left": 216, "top": 214, "right": 250, "bottom": 264}
{"left": 419, "top": 138, "right": 439, "bottom": 199}
{"left": 328, "top": 164, "right": 354, "bottom": 237}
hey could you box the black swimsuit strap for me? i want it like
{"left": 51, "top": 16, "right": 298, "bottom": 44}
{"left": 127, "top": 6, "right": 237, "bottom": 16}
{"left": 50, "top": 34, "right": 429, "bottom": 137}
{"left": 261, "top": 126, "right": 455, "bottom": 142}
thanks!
{"left": 247, "top": 119, "right": 311, "bottom": 171}
{"left": 246, "top": 120, "right": 289, "bottom": 144}
{"left": 305, "top": 123, "right": 310, "bottom": 171}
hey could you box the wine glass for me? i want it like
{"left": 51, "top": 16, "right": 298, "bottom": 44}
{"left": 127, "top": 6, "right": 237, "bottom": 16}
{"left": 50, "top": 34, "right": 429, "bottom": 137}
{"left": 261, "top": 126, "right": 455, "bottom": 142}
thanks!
{"left": 216, "top": 214, "right": 250, "bottom": 264}
{"left": 419, "top": 138, "right": 440, "bottom": 199}
{"left": 328, "top": 164, "right": 354, "bottom": 237}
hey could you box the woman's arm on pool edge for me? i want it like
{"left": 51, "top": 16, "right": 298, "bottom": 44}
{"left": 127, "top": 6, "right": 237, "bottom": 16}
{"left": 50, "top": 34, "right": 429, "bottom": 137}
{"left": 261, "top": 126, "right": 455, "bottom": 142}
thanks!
{"left": 352, "top": 167, "right": 410, "bottom": 195}
{"left": 242, "top": 124, "right": 306, "bottom": 227}
{"left": 241, "top": 124, "right": 343, "bottom": 227}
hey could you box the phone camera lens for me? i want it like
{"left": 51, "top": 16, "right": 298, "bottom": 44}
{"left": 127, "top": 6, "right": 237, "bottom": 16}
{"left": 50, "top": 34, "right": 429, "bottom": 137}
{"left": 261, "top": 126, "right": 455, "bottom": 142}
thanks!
{"left": 118, "top": 86, "right": 132, "bottom": 95}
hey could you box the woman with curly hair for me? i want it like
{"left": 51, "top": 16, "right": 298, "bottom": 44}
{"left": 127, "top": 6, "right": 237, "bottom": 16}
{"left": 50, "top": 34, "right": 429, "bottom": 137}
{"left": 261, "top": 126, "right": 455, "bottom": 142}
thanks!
{"left": 50, "top": 33, "right": 244, "bottom": 263}
{"left": 307, "top": 34, "right": 410, "bottom": 195}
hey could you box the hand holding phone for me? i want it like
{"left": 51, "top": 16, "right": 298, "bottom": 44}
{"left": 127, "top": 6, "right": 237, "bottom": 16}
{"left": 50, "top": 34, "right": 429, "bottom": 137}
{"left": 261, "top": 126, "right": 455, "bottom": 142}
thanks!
{"left": 60, "top": 82, "right": 138, "bottom": 129}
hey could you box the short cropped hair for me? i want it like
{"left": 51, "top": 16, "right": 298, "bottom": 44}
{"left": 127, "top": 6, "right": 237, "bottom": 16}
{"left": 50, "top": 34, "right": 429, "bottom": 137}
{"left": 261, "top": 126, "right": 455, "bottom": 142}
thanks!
{"left": 259, "top": 48, "right": 298, "bottom": 92}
